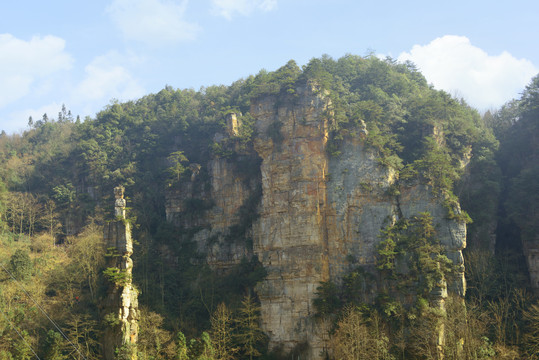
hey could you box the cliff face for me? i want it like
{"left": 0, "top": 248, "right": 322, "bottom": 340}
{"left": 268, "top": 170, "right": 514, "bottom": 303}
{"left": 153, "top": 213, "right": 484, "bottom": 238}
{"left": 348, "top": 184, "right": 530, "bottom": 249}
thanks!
{"left": 166, "top": 153, "right": 260, "bottom": 269}
{"left": 251, "top": 85, "right": 332, "bottom": 354}
{"left": 165, "top": 84, "right": 467, "bottom": 358}
{"left": 524, "top": 242, "right": 539, "bottom": 289}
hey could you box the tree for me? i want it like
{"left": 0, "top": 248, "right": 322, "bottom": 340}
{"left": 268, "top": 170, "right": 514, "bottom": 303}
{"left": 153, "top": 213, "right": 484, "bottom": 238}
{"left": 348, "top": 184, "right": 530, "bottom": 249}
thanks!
{"left": 200, "top": 332, "right": 215, "bottom": 360}
{"left": 188, "top": 332, "right": 215, "bottom": 360}
{"left": 176, "top": 332, "right": 189, "bottom": 360}
{"left": 52, "top": 183, "right": 76, "bottom": 207}
{"left": 166, "top": 151, "right": 189, "bottom": 185}
{"left": 210, "top": 303, "right": 237, "bottom": 360}
{"left": 9, "top": 249, "right": 32, "bottom": 280}
{"left": 0, "top": 350, "right": 13, "bottom": 359}
{"left": 43, "top": 330, "right": 66, "bottom": 360}
{"left": 137, "top": 308, "right": 175, "bottom": 360}
{"left": 4, "top": 192, "right": 41, "bottom": 236}
{"left": 67, "top": 222, "right": 105, "bottom": 301}
{"left": 330, "top": 307, "right": 392, "bottom": 360}
{"left": 43, "top": 199, "right": 61, "bottom": 242}
{"left": 12, "top": 330, "right": 34, "bottom": 360}
{"left": 523, "top": 301, "right": 539, "bottom": 359}
{"left": 64, "top": 314, "right": 100, "bottom": 360}
{"left": 313, "top": 281, "right": 341, "bottom": 317}
{"left": 236, "top": 294, "right": 265, "bottom": 360}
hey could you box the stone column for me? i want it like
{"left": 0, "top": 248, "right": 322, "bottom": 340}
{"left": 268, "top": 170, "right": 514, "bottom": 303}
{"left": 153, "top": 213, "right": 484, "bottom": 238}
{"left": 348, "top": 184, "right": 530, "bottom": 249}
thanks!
{"left": 102, "top": 186, "right": 138, "bottom": 360}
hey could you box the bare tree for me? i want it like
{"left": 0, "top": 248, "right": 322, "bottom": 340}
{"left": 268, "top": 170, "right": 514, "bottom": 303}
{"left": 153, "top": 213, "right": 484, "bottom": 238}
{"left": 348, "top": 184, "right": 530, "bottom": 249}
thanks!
{"left": 210, "top": 303, "right": 237, "bottom": 360}
{"left": 330, "top": 306, "right": 392, "bottom": 360}
{"left": 236, "top": 294, "right": 265, "bottom": 360}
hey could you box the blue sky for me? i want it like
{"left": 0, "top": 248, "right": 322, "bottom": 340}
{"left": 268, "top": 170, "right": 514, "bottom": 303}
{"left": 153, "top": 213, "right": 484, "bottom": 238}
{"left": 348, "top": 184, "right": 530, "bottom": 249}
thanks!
{"left": 1, "top": 0, "right": 538, "bottom": 134}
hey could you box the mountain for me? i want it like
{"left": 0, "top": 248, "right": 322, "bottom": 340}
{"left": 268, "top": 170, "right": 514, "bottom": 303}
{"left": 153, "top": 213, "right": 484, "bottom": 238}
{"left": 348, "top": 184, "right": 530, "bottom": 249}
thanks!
{"left": 0, "top": 55, "right": 537, "bottom": 359}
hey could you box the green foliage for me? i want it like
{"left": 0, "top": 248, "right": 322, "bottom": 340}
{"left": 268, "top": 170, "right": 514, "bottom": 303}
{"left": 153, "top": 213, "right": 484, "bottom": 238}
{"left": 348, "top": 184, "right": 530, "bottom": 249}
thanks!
{"left": 456, "top": 124, "right": 500, "bottom": 246}
{"left": 167, "top": 151, "right": 189, "bottom": 185}
{"left": 52, "top": 183, "right": 75, "bottom": 206}
{"left": 376, "top": 237, "right": 398, "bottom": 272}
{"left": 12, "top": 330, "right": 33, "bottom": 360}
{"left": 187, "top": 332, "right": 214, "bottom": 360}
{"left": 313, "top": 281, "right": 341, "bottom": 317}
{"left": 9, "top": 249, "right": 32, "bottom": 280}
{"left": 115, "top": 343, "right": 137, "bottom": 360}
{"left": 494, "top": 74, "right": 539, "bottom": 250}
{"left": 249, "top": 60, "right": 302, "bottom": 98}
{"left": 42, "top": 330, "right": 66, "bottom": 360}
{"left": 412, "top": 137, "right": 458, "bottom": 193}
{"left": 103, "top": 267, "right": 131, "bottom": 286}
{"left": 176, "top": 332, "right": 189, "bottom": 360}
{"left": 314, "top": 212, "right": 463, "bottom": 358}
{"left": 506, "top": 165, "right": 539, "bottom": 244}
{"left": 0, "top": 350, "right": 13, "bottom": 360}
{"left": 342, "top": 267, "right": 375, "bottom": 306}
{"left": 444, "top": 193, "right": 473, "bottom": 224}
{"left": 103, "top": 312, "right": 120, "bottom": 327}
{"left": 381, "top": 213, "right": 456, "bottom": 298}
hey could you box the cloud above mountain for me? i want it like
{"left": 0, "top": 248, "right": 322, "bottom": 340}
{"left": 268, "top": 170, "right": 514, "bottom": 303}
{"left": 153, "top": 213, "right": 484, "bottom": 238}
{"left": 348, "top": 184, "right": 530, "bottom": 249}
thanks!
{"left": 106, "top": 0, "right": 200, "bottom": 45}
{"left": 0, "top": 34, "right": 73, "bottom": 109}
{"left": 211, "top": 0, "right": 277, "bottom": 19}
{"left": 398, "top": 35, "right": 538, "bottom": 109}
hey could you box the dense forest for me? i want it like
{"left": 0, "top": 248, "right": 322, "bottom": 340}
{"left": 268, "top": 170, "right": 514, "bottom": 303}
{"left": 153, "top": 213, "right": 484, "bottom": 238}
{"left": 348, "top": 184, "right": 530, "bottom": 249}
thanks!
{"left": 0, "top": 54, "right": 538, "bottom": 359}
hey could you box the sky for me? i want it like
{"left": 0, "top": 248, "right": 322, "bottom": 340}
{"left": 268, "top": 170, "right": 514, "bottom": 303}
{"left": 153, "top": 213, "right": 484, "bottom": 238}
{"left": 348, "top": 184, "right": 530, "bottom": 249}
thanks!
{"left": 1, "top": 0, "right": 538, "bottom": 134}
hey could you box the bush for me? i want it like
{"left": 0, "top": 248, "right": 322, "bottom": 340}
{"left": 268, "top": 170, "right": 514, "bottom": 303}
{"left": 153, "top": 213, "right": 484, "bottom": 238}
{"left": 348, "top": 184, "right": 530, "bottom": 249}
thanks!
{"left": 9, "top": 249, "right": 32, "bottom": 280}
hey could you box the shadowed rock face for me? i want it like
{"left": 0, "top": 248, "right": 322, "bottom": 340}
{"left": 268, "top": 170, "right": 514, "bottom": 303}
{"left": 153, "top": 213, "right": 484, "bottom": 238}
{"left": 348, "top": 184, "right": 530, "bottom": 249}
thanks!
{"left": 524, "top": 243, "right": 539, "bottom": 290}
{"left": 165, "top": 84, "right": 467, "bottom": 359}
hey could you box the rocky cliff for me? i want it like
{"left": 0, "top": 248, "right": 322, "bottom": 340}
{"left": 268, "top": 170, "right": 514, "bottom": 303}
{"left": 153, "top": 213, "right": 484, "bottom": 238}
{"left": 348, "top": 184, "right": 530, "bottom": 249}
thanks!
{"left": 103, "top": 186, "right": 139, "bottom": 360}
{"left": 165, "top": 83, "right": 467, "bottom": 358}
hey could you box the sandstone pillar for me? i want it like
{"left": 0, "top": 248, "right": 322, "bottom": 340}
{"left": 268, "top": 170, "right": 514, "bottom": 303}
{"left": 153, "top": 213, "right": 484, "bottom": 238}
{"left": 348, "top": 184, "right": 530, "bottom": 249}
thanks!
{"left": 102, "top": 186, "right": 139, "bottom": 360}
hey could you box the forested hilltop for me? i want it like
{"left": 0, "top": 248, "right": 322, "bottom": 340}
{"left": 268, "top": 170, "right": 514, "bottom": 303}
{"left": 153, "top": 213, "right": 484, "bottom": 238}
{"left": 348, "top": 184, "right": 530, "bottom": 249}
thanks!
{"left": 0, "top": 55, "right": 537, "bottom": 359}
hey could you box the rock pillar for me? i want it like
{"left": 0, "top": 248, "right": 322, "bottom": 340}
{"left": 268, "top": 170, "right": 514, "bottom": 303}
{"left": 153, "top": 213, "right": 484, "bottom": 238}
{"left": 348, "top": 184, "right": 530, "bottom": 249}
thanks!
{"left": 102, "top": 186, "right": 138, "bottom": 360}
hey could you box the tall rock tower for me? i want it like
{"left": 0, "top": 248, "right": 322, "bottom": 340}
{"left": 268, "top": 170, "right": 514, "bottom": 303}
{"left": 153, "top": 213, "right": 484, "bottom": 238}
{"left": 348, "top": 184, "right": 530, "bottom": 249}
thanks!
{"left": 102, "top": 186, "right": 139, "bottom": 360}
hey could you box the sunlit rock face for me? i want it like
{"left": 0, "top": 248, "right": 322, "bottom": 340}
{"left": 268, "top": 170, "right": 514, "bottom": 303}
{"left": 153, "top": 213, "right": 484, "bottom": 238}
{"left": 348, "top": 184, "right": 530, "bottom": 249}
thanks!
{"left": 103, "top": 186, "right": 139, "bottom": 360}
{"left": 165, "top": 84, "right": 467, "bottom": 359}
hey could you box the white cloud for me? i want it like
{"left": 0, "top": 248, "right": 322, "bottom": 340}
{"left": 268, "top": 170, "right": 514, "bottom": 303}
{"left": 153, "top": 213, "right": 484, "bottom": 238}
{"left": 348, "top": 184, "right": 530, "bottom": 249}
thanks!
{"left": 1, "top": 52, "right": 145, "bottom": 134}
{"left": 398, "top": 35, "right": 538, "bottom": 110}
{"left": 73, "top": 51, "right": 146, "bottom": 114}
{"left": 0, "top": 34, "right": 73, "bottom": 109}
{"left": 106, "top": 0, "right": 200, "bottom": 45}
{"left": 211, "top": 0, "right": 277, "bottom": 19}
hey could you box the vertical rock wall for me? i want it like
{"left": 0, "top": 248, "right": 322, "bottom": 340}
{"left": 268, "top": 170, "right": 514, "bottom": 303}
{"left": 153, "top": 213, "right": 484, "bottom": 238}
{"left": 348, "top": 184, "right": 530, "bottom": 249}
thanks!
{"left": 103, "top": 186, "right": 139, "bottom": 360}
{"left": 251, "top": 85, "right": 331, "bottom": 356}
{"left": 249, "top": 84, "right": 466, "bottom": 357}
{"left": 523, "top": 242, "right": 539, "bottom": 290}
{"left": 165, "top": 152, "right": 260, "bottom": 269}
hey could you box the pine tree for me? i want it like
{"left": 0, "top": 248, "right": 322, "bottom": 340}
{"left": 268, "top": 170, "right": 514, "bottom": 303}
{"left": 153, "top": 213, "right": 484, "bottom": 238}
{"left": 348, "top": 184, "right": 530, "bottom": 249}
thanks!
{"left": 236, "top": 295, "right": 265, "bottom": 360}
{"left": 210, "top": 303, "right": 237, "bottom": 360}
